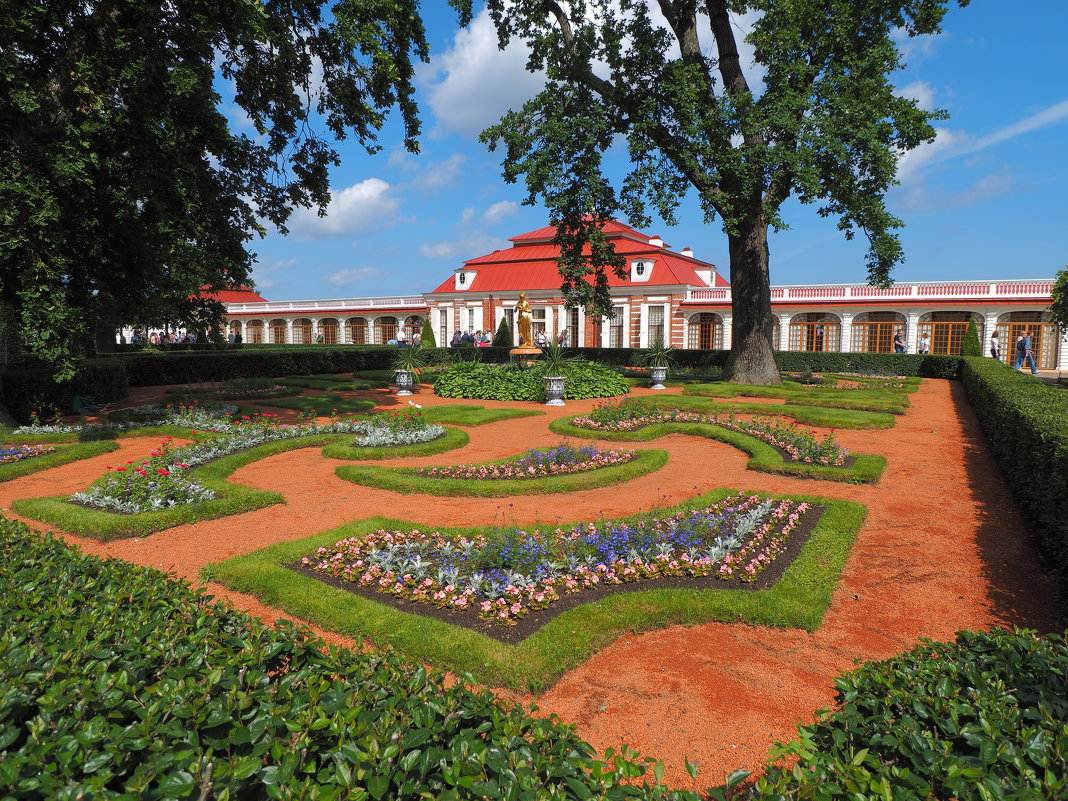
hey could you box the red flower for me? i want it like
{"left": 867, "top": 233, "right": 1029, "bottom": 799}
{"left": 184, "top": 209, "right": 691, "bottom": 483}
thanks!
{"left": 157, "top": 468, "right": 170, "bottom": 476}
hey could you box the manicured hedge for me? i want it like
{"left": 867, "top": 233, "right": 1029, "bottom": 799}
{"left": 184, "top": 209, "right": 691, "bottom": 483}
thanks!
{"left": 746, "top": 628, "right": 1068, "bottom": 800}
{"left": 960, "top": 356, "right": 1068, "bottom": 585}
{"left": 1, "top": 358, "right": 129, "bottom": 422}
{"left": 434, "top": 361, "right": 631, "bottom": 401}
{"left": 0, "top": 516, "right": 695, "bottom": 800}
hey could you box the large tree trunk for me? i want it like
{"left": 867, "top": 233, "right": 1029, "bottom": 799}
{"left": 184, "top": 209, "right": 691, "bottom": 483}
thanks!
{"left": 723, "top": 218, "right": 781, "bottom": 385}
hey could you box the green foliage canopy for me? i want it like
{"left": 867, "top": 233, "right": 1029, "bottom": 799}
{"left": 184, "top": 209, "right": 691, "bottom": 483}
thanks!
{"left": 1051, "top": 266, "right": 1068, "bottom": 333}
{"left": 480, "top": 0, "right": 967, "bottom": 383}
{"left": 0, "top": 0, "right": 467, "bottom": 376}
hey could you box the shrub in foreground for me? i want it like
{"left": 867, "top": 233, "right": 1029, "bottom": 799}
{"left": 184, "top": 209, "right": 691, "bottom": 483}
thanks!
{"left": 434, "top": 360, "right": 630, "bottom": 401}
{"left": 0, "top": 516, "right": 693, "bottom": 800}
{"left": 744, "top": 628, "right": 1068, "bottom": 800}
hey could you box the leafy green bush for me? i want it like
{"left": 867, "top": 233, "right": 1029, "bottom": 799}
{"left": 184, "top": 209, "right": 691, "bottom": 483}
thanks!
{"left": 420, "top": 318, "right": 436, "bottom": 348}
{"left": 434, "top": 361, "right": 630, "bottom": 401}
{"left": 746, "top": 628, "right": 1068, "bottom": 800}
{"left": 1, "top": 358, "right": 129, "bottom": 422}
{"left": 0, "top": 516, "right": 696, "bottom": 800}
{"left": 962, "top": 318, "right": 982, "bottom": 356}
{"left": 960, "top": 356, "right": 1068, "bottom": 586}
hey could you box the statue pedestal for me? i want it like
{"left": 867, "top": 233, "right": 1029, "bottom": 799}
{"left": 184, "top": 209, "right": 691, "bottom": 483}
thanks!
{"left": 510, "top": 346, "right": 543, "bottom": 370}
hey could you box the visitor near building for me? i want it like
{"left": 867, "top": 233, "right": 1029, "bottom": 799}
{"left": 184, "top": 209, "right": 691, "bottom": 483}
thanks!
{"left": 1015, "top": 332, "right": 1037, "bottom": 374}
{"left": 893, "top": 331, "right": 906, "bottom": 353}
{"left": 990, "top": 331, "right": 1000, "bottom": 360}
{"left": 450, "top": 329, "right": 462, "bottom": 347}
{"left": 918, "top": 334, "right": 930, "bottom": 354}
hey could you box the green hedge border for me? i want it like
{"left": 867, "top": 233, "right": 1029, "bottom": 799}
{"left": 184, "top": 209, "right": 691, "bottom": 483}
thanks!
{"left": 12, "top": 428, "right": 469, "bottom": 540}
{"left": 210, "top": 490, "right": 866, "bottom": 692}
{"left": 334, "top": 448, "right": 669, "bottom": 497}
{"left": 549, "top": 416, "right": 886, "bottom": 484}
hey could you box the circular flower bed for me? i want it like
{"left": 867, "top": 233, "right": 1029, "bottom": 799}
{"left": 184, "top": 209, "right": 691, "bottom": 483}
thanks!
{"left": 302, "top": 493, "right": 811, "bottom": 626}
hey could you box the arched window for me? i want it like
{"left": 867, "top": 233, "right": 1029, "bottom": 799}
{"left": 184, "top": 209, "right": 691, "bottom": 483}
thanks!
{"left": 788, "top": 313, "right": 840, "bottom": 352}
{"left": 292, "top": 318, "right": 313, "bottom": 344}
{"left": 269, "top": 319, "right": 288, "bottom": 344}
{"left": 918, "top": 311, "right": 982, "bottom": 356}
{"left": 997, "top": 311, "right": 1060, "bottom": 369}
{"left": 687, "top": 313, "right": 723, "bottom": 350}
{"left": 404, "top": 315, "right": 424, "bottom": 342}
{"left": 245, "top": 320, "right": 264, "bottom": 344}
{"left": 318, "top": 318, "right": 339, "bottom": 345}
{"left": 375, "top": 316, "right": 398, "bottom": 344}
{"left": 346, "top": 317, "right": 368, "bottom": 344}
{"left": 851, "top": 312, "right": 906, "bottom": 353}
{"left": 229, "top": 321, "right": 242, "bottom": 340}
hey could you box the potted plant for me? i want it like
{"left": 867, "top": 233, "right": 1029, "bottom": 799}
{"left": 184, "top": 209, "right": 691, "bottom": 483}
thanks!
{"left": 638, "top": 337, "right": 675, "bottom": 390}
{"left": 392, "top": 346, "right": 425, "bottom": 396}
{"left": 539, "top": 341, "right": 574, "bottom": 406}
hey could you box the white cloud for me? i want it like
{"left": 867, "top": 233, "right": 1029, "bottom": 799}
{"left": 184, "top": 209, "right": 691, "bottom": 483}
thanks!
{"left": 483, "top": 200, "right": 518, "bottom": 224}
{"left": 420, "top": 231, "right": 507, "bottom": 260}
{"left": 459, "top": 207, "right": 476, "bottom": 225}
{"left": 288, "top": 178, "right": 400, "bottom": 238}
{"left": 897, "top": 80, "right": 935, "bottom": 110}
{"left": 325, "top": 267, "right": 381, "bottom": 287}
{"left": 423, "top": 7, "right": 547, "bottom": 137}
{"left": 897, "top": 168, "right": 1018, "bottom": 214}
{"left": 896, "top": 128, "right": 967, "bottom": 185}
{"left": 418, "top": 153, "right": 467, "bottom": 193}
{"left": 964, "top": 98, "right": 1068, "bottom": 154}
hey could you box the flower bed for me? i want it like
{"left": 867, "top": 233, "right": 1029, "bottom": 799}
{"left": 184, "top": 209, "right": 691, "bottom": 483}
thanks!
{"left": 0, "top": 444, "right": 57, "bottom": 463}
{"left": 418, "top": 444, "right": 637, "bottom": 480}
{"left": 301, "top": 493, "right": 811, "bottom": 626}
{"left": 573, "top": 399, "right": 849, "bottom": 466}
{"left": 352, "top": 405, "right": 445, "bottom": 447}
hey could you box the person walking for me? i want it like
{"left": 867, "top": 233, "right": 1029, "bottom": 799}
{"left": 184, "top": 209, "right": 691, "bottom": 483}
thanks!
{"left": 989, "top": 331, "right": 1000, "bottom": 361}
{"left": 918, "top": 333, "right": 930, "bottom": 354}
{"left": 893, "top": 330, "right": 906, "bottom": 353}
{"left": 1014, "top": 331, "right": 1037, "bottom": 374}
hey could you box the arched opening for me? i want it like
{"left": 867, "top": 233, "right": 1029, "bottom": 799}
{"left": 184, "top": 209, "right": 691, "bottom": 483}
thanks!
{"left": 245, "top": 320, "right": 264, "bottom": 344}
{"left": 318, "top": 318, "right": 339, "bottom": 345}
{"left": 228, "top": 321, "right": 242, "bottom": 342}
{"left": 788, "top": 313, "right": 840, "bottom": 352}
{"left": 292, "top": 318, "right": 313, "bottom": 345}
{"left": 375, "top": 316, "right": 398, "bottom": 344}
{"left": 851, "top": 311, "right": 906, "bottom": 353}
{"left": 404, "top": 315, "right": 424, "bottom": 343}
{"left": 918, "top": 311, "right": 982, "bottom": 356}
{"left": 346, "top": 317, "right": 368, "bottom": 345}
{"left": 686, "top": 313, "right": 723, "bottom": 350}
{"left": 269, "top": 319, "right": 288, "bottom": 344}
{"left": 997, "top": 311, "right": 1060, "bottom": 369}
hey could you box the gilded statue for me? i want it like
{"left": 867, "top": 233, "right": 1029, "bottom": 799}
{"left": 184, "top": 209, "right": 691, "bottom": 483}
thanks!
{"left": 515, "top": 291, "right": 534, "bottom": 346}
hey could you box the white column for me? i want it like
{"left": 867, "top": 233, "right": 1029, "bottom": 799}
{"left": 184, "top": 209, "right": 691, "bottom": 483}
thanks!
{"left": 777, "top": 312, "right": 791, "bottom": 351}
{"left": 721, "top": 311, "right": 733, "bottom": 350}
{"left": 838, "top": 311, "right": 853, "bottom": 352}
{"left": 286, "top": 319, "right": 294, "bottom": 344}
{"left": 906, "top": 310, "right": 921, "bottom": 353}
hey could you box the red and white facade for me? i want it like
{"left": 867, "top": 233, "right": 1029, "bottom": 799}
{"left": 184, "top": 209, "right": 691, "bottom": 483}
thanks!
{"left": 223, "top": 221, "right": 1064, "bottom": 368}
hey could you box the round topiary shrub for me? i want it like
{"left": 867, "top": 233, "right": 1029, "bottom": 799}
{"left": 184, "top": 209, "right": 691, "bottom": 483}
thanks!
{"left": 433, "top": 361, "right": 629, "bottom": 401}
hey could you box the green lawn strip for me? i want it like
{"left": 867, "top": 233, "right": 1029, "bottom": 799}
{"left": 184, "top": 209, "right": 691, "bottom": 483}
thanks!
{"left": 10, "top": 433, "right": 361, "bottom": 541}
{"left": 826, "top": 373, "right": 922, "bottom": 393}
{"left": 683, "top": 382, "right": 910, "bottom": 414}
{"left": 163, "top": 385, "right": 303, "bottom": 401}
{"left": 255, "top": 393, "right": 377, "bottom": 415}
{"left": 0, "top": 440, "right": 119, "bottom": 481}
{"left": 2, "top": 424, "right": 205, "bottom": 445}
{"left": 280, "top": 375, "right": 386, "bottom": 391}
{"left": 646, "top": 394, "right": 895, "bottom": 429}
{"left": 320, "top": 426, "right": 469, "bottom": 461}
{"left": 334, "top": 448, "right": 669, "bottom": 497}
{"left": 418, "top": 404, "right": 545, "bottom": 426}
{"left": 209, "top": 492, "right": 866, "bottom": 692}
{"left": 549, "top": 417, "right": 885, "bottom": 484}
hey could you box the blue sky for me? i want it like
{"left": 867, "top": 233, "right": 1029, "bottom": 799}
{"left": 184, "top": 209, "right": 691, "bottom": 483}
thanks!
{"left": 244, "top": 1, "right": 1068, "bottom": 303}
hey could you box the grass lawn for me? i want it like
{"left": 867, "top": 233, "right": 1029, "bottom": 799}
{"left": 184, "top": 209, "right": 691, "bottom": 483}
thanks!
{"left": 682, "top": 381, "right": 911, "bottom": 414}
{"left": 0, "top": 440, "right": 119, "bottom": 481}
{"left": 549, "top": 416, "right": 886, "bottom": 484}
{"left": 209, "top": 490, "right": 866, "bottom": 692}
{"left": 418, "top": 404, "right": 544, "bottom": 426}
{"left": 335, "top": 448, "right": 669, "bottom": 497}
{"left": 647, "top": 394, "right": 896, "bottom": 429}
{"left": 254, "top": 393, "right": 377, "bottom": 415}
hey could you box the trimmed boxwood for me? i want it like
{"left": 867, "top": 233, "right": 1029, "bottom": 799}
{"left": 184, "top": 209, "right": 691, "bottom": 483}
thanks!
{"left": 434, "top": 361, "right": 630, "bottom": 401}
{"left": 746, "top": 628, "right": 1068, "bottom": 800}
{"left": 960, "top": 356, "right": 1068, "bottom": 588}
{"left": 0, "top": 516, "right": 696, "bottom": 800}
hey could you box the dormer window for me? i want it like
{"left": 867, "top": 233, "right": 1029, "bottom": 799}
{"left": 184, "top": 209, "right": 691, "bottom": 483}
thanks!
{"left": 458, "top": 272, "right": 467, "bottom": 285}
{"left": 630, "top": 259, "right": 653, "bottom": 283}
{"left": 454, "top": 270, "right": 473, "bottom": 290}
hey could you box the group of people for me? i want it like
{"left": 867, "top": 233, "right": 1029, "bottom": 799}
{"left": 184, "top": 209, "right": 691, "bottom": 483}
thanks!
{"left": 126, "top": 329, "right": 197, "bottom": 345}
{"left": 992, "top": 330, "right": 1039, "bottom": 375}
{"left": 450, "top": 329, "right": 492, "bottom": 347}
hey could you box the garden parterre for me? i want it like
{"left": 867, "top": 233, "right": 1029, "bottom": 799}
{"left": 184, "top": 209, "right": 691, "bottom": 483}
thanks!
{"left": 419, "top": 443, "right": 638, "bottom": 480}
{"left": 301, "top": 493, "right": 812, "bottom": 626}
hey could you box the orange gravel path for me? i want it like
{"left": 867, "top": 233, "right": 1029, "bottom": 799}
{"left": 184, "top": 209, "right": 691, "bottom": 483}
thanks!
{"left": 1, "top": 379, "right": 1060, "bottom": 790}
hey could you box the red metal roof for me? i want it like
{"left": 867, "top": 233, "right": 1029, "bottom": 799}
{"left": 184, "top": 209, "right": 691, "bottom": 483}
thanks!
{"left": 201, "top": 287, "right": 269, "bottom": 303}
{"left": 431, "top": 220, "right": 724, "bottom": 294}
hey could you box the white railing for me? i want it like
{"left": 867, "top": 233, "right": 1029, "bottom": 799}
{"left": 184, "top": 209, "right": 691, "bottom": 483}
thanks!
{"left": 686, "top": 280, "right": 1054, "bottom": 304}
{"left": 227, "top": 295, "right": 428, "bottom": 314}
